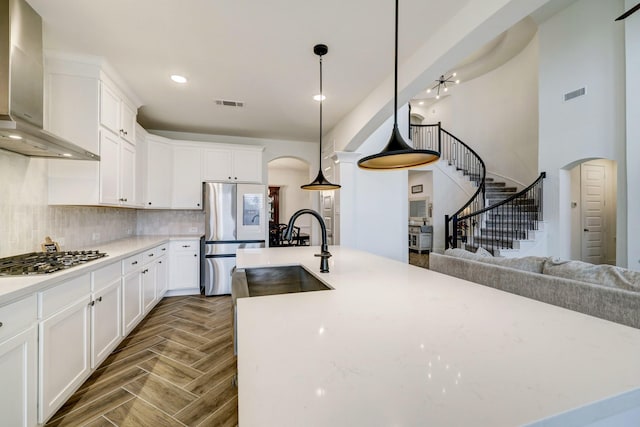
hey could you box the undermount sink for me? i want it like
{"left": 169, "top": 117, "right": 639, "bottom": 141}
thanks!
{"left": 231, "top": 265, "right": 331, "bottom": 354}
{"left": 232, "top": 265, "right": 331, "bottom": 301}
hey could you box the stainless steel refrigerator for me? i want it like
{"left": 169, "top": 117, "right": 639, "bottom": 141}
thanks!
{"left": 201, "top": 182, "right": 266, "bottom": 295}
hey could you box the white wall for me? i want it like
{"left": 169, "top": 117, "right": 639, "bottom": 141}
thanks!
{"left": 335, "top": 106, "right": 410, "bottom": 262}
{"left": 538, "top": 0, "right": 627, "bottom": 265}
{"left": 412, "top": 34, "right": 539, "bottom": 186}
{"left": 0, "top": 150, "right": 137, "bottom": 257}
{"left": 625, "top": 0, "right": 640, "bottom": 271}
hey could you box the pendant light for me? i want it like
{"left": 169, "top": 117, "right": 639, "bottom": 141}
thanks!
{"left": 358, "top": 0, "right": 440, "bottom": 170}
{"left": 301, "top": 44, "right": 341, "bottom": 190}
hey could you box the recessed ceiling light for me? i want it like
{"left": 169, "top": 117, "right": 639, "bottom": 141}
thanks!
{"left": 170, "top": 75, "right": 187, "bottom": 84}
{"left": 313, "top": 94, "right": 326, "bottom": 101}
{"left": 62, "top": 153, "right": 73, "bottom": 157}
{"left": 8, "top": 134, "right": 22, "bottom": 140}
{"left": 419, "top": 101, "right": 424, "bottom": 105}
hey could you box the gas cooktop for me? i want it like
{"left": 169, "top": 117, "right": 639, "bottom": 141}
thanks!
{"left": 0, "top": 250, "right": 108, "bottom": 276}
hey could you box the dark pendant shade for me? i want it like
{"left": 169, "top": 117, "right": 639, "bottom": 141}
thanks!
{"left": 358, "top": 124, "right": 439, "bottom": 170}
{"left": 302, "top": 43, "right": 341, "bottom": 190}
{"left": 301, "top": 169, "right": 341, "bottom": 190}
{"left": 357, "top": 0, "right": 440, "bottom": 170}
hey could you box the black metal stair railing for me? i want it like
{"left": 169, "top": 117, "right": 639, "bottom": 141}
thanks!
{"left": 451, "top": 172, "right": 546, "bottom": 254}
{"left": 410, "top": 122, "right": 487, "bottom": 248}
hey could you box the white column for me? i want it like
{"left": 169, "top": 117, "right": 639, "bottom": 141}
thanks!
{"left": 333, "top": 152, "right": 361, "bottom": 249}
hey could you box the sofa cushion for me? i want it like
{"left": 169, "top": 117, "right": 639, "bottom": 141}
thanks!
{"left": 474, "top": 246, "right": 493, "bottom": 257}
{"left": 543, "top": 258, "right": 640, "bottom": 292}
{"left": 444, "top": 248, "right": 546, "bottom": 273}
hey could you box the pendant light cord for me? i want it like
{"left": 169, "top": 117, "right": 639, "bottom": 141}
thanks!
{"left": 319, "top": 54, "right": 323, "bottom": 167}
{"left": 393, "top": 0, "right": 398, "bottom": 127}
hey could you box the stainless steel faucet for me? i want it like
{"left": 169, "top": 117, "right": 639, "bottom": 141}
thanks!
{"left": 283, "top": 209, "right": 331, "bottom": 272}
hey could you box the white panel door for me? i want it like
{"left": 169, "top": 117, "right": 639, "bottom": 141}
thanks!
{"left": 142, "top": 263, "right": 157, "bottom": 314}
{"left": 91, "top": 279, "right": 122, "bottom": 369}
{"left": 0, "top": 327, "right": 37, "bottom": 427}
{"left": 233, "top": 150, "right": 262, "bottom": 183}
{"left": 99, "top": 131, "right": 121, "bottom": 205}
{"left": 581, "top": 163, "right": 605, "bottom": 264}
{"left": 172, "top": 146, "right": 203, "bottom": 209}
{"left": 99, "top": 81, "right": 120, "bottom": 135}
{"left": 146, "top": 140, "right": 173, "bottom": 208}
{"left": 39, "top": 299, "right": 91, "bottom": 423}
{"left": 202, "top": 148, "right": 233, "bottom": 181}
{"left": 122, "top": 271, "right": 143, "bottom": 335}
{"left": 120, "top": 141, "right": 135, "bottom": 206}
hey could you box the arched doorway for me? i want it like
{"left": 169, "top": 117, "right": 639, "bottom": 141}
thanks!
{"left": 267, "top": 157, "right": 314, "bottom": 245}
{"left": 567, "top": 158, "right": 617, "bottom": 265}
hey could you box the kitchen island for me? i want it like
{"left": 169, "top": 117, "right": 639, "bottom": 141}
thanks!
{"left": 236, "top": 246, "right": 640, "bottom": 426}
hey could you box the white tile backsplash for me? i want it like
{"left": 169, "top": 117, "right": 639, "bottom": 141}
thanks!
{"left": 0, "top": 150, "right": 136, "bottom": 257}
{"left": 136, "top": 210, "right": 205, "bottom": 235}
{"left": 1, "top": 150, "right": 204, "bottom": 258}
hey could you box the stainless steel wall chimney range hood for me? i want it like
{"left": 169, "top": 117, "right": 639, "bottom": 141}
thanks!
{"left": 0, "top": 0, "right": 99, "bottom": 160}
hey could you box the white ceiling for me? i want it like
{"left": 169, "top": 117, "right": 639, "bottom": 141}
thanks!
{"left": 27, "top": 0, "right": 472, "bottom": 142}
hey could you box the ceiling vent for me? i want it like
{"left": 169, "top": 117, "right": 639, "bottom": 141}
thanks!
{"left": 215, "top": 99, "right": 245, "bottom": 108}
{"left": 564, "top": 87, "right": 586, "bottom": 102}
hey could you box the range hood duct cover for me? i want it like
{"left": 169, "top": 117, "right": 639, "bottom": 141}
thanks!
{"left": 0, "top": 0, "right": 99, "bottom": 160}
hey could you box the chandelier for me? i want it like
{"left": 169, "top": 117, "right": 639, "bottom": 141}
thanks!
{"left": 427, "top": 73, "right": 460, "bottom": 99}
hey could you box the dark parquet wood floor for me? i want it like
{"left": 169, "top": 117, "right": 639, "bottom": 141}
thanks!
{"left": 45, "top": 295, "right": 237, "bottom": 427}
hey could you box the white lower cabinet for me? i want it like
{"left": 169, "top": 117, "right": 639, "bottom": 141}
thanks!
{"left": 38, "top": 274, "right": 92, "bottom": 423}
{"left": 142, "top": 263, "right": 157, "bottom": 314}
{"left": 156, "top": 255, "right": 169, "bottom": 299}
{"left": 122, "top": 265, "right": 143, "bottom": 336}
{"left": 0, "top": 295, "right": 37, "bottom": 427}
{"left": 169, "top": 240, "right": 200, "bottom": 293}
{"left": 91, "top": 262, "right": 122, "bottom": 369}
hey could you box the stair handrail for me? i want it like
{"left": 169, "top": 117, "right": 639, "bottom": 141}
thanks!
{"left": 453, "top": 172, "right": 546, "bottom": 254}
{"left": 410, "top": 123, "right": 486, "bottom": 249}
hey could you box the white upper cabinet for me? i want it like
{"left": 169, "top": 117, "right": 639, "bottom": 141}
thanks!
{"left": 145, "top": 136, "right": 173, "bottom": 209}
{"left": 100, "top": 79, "right": 136, "bottom": 144}
{"left": 45, "top": 55, "right": 141, "bottom": 208}
{"left": 203, "top": 146, "right": 263, "bottom": 183}
{"left": 172, "top": 145, "right": 203, "bottom": 209}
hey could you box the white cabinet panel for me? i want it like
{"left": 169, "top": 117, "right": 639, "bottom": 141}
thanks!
{"left": 39, "top": 298, "right": 91, "bottom": 423}
{"left": 156, "top": 256, "right": 168, "bottom": 299}
{"left": 233, "top": 149, "right": 263, "bottom": 183}
{"left": 91, "top": 279, "right": 121, "bottom": 369}
{"left": 0, "top": 326, "right": 37, "bottom": 427}
{"left": 142, "top": 264, "right": 156, "bottom": 314}
{"left": 203, "top": 148, "right": 233, "bottom": 181}
{"left": 169, "top": 240, "right": 200, "bottom": 291}
{"left": 99, "top": 131, "right": 120, "bottom": 205}
{"left": 0, "top": 295, "right": 37, "bottom": 427}
{"left": 120, "top": 102, "right": 136, "bottom": 144}
{"left": 203, "top": 147, "right": 263, "bottom": 183}
{"left": 120, "top": 141, "right": 136, "bottom": 205}
{"left": 122, "top": 271, "right": 143, "bottom": 336}
{"left": 99, "top": 82, "right": 120, "bottom": 135}
{"left": 146, "top": 138, "right": 173, "bottom": 208}
{"left": 172, "top": 146, "right": 203, "bottom": 209}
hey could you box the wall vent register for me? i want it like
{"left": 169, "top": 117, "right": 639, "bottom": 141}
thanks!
{"left": 0, "top": 251, "right": 107, "bottom": 276}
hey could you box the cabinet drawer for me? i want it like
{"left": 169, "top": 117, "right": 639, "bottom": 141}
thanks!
{"left": 122, "top": 254, "right": 142, "bottom": 275}
{"left": 171, "top": 241, "right": 199, "bottom": 252}
{"left": 142, "top": 247, "right": 159, "bottom": 264}
{"left": 0, "top": 294, "right": 37, "bottom": 342}
{"left": 92, "top": 261, "right": 121, "bottom": 293}
{"left": 157, "top": 244, "right": 169, "bottom": 256}
{"left": 38, "top": 274, "right": 91, "bottom": 319}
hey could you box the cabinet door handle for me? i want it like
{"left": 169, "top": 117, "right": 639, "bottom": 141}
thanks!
{"left": 194, "top": 254, "right": 197, "bottom": 257}
{"left": 148, "top": 202, "right": 152, "bottom": 205}
{"left": 228, "top": 176, "right": 231, "bottom": 179}
{"left": 97, "top": 296, "right": 103, "bottom": 302}
{"left": 0, "top": 321, "right": 3, "bottom": 327}
{"left": 89, "top": 300, "right": 95, "bottom": 307}
{"left": 182, "top": 245, "right": 191, "bottom": 248}
{"left": 158, "top": 261, "right": 162, "bottom": 264}
{"left": 148, "top": 253, "right": 154, "bottom": 257}
{"left": 161, "top": 248, "right": 166, "bottom": 251}
{"left": 132, "top": 261, "right": 138, "bottom": 265}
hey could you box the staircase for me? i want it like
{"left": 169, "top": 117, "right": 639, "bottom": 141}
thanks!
{"left": 410, "top": 123, "right": 545, "bottom": 256}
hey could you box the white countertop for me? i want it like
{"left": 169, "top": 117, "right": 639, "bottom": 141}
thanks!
{"left": 0, "top": 235, "right": 201, "bottom": 305}
{"left": 236, "top": 246, "right": 640, "bottom": 427}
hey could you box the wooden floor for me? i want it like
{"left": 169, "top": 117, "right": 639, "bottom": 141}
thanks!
{"left": 45, "top": 295, "right": 237, "bottom": 427}
{"left": 409, "top": 251, "right": 429, "bottom": 269}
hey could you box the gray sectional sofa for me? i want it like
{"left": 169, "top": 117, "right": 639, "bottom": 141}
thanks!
{"left": 429, "top": 249, "right": 640, "bottom": 329}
